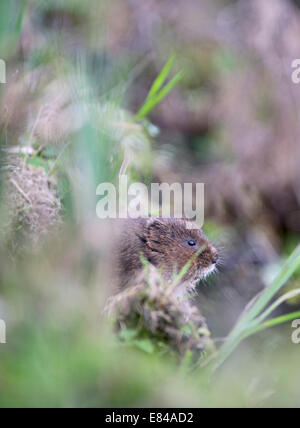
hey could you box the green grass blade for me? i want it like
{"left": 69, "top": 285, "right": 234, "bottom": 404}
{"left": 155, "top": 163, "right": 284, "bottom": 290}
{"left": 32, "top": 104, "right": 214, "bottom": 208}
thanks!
{"left": 14, "top": 0, "right": 27, "bottom": 36}
{"left": 241, "top": 244, "right": 300, "bottom": 324}
{"left": 145, "top": 55, "right": 176, "bottom": 101}
{"left": 211, "top": 244, "right": 300, "bottom": 371}
{"left": 136, "top": 71, "right": 183, "bottom": 119}
{"left": 243, "top": 311, "right": 300, "bottom": 339}
{"left": 253, "top": 289, "right": 300, "bottom": 326}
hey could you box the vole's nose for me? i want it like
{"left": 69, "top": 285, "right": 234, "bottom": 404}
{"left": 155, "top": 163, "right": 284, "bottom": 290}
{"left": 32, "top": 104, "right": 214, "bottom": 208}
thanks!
{"left": 211, "top": 251, "right": 219, "bottom": 264}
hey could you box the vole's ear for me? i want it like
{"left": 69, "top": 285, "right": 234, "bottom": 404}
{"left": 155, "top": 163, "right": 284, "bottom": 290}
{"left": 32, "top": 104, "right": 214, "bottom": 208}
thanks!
{"left": 146, "top": 217, "right": 159, "bottom": 228}
{"left": 146, "top": 217, "right": 165, "bottom": 231}
{"left": 145, "top": 217, "right": 158, "bottom": 240}
{"left": 145, "top": 217, "right": 170, "bottom": 241}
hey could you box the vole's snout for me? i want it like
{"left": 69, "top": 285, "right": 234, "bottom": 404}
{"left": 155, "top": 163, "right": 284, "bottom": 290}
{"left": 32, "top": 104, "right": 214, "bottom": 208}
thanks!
{"left": 211, "top": 251, "right": 219, "bottom": 265}
{"left": 200, "top": 244, "right": 219, "bottom": 265}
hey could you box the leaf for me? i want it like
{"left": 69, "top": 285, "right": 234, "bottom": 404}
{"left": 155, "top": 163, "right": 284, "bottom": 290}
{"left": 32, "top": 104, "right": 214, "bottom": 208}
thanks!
{"left": 119, "top": 329, "right": 138, "bottom": 341}
{"left": 133, "top": 339, "right": 155, "bottom": 354}
{"left": 180, "top": 325, "right": 192, "bottom": 336}
{"left": 26, "top": 156, "right": 49, "bottom": 173}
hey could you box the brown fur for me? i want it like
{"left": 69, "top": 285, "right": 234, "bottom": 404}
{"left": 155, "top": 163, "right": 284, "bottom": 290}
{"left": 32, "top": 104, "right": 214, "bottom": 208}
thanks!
{"left": 117, "top": 217, "right": 218, "bottom": 288}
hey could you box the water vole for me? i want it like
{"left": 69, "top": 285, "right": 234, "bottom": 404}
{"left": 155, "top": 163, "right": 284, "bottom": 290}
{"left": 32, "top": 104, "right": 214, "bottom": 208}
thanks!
{"left": 117, "top": 217, "right": 219, "bottom": 295}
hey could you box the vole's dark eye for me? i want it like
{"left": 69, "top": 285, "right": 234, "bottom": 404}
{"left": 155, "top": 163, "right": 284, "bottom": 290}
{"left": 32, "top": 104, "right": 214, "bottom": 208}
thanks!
{"left": 188, "top": 239, "right": 196, "bottom": 246}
